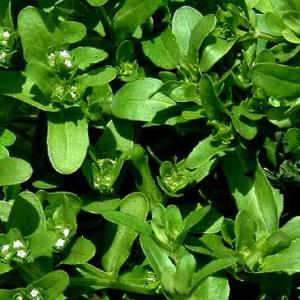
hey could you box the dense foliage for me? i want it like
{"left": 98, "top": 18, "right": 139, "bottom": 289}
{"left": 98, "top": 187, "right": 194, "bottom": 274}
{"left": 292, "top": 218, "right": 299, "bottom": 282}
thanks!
{"left": 0, "top": 0, "right": 300, "bottom": 299}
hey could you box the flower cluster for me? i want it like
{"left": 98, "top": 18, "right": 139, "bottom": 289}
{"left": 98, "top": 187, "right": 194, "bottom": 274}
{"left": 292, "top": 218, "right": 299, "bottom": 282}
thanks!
{"left": 118, "top": 60, "right": 139, "bottom": 82}
{"left": 0, "top": 238, "right": 29, "bottom": 262}
{"left": 47, "top": 49, "right": 74, "bottom": 73}
{"left": 14, "top": 288, "right": 43, "bottom": 300}
{"left": 52, "top": 82, "right": 79, "bottom": 104}
{"left": 0, "top": 28, "right": 14, "bottom": 67}
{"left": 53, "top": 226, "right": 71, "bottom": 251}
{"left": 92, "top": 158, "right": 118, "bottom": 193}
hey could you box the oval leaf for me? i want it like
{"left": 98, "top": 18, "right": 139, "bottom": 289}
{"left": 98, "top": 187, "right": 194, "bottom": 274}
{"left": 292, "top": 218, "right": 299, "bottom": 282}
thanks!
{"left": 0, "top": 157, "right": 32, "bottom": 186}
{"left": 62, "top": 237, "right": 96, "bottom": 265}
{"left": 252, "top": 63, "right": 300, "bottom": 98}
{"left": 47, "top": 107, "right": 89, "bottom": 174}
{"left": 172, "top": 6, "right": 203, "bottom": 57}
{"left": 142, "top": 27, "right": 179, "bottom": 70}
{"left": 112, "top": 78, "right": 175, "bottom": 122}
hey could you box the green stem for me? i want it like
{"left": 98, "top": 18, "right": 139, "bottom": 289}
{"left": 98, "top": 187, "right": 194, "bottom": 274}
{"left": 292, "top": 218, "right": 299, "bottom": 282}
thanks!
{"left": 69, "top": 277, "right": 158, "bottom": 295}
{"left": 130, "top": 145, "right": 165, "bottom": 209}
{"left": 96, "top": 6, "right": 113, "bottom": 39}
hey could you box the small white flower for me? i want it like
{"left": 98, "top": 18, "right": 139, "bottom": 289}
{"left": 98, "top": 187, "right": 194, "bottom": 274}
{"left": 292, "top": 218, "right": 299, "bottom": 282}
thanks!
{"left": 69, "top": 85, "right": 78, "bottom": 99}
{"left": 2, "top": 31, "right": 10, "bottom": 39}
{"left": 16, "top": 250, "right": 27, "bottom": 259}
{"left": 15, "top": 295, "right": 24, "bottom": 300}
{"left": 13, "top": 240, "right": 24, "bottom": 249}
{"left": 70, "top": 92, "right": 77, "bottom": 99}
{"left": 55, "top": 238, "right": 66, "bottom": 248}
{"left": 59, "top": 50, "right": 70, "bottom": 58}
{"left": 62, "top": 228, "right": 70, "bottom": 238}
{"left": 0, "top": 244, "right": 10, "bottom": 253}
{"left": 30, "top": 288, "right": 40, "bottom": 298}
{"left": 64, "top": 59, "right": 73, "bottom": 68}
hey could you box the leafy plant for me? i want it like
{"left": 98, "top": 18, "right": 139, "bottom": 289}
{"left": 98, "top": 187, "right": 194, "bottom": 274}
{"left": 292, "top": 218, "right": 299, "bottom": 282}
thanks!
{"left": 0, "top": 0, "right": 300, "bottom": 299}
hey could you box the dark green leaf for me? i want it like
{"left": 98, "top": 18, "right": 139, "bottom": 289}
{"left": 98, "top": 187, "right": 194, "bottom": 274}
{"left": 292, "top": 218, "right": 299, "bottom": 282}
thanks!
{"left": 185, "top": 135, "right": 227, "bottom": 169}
{"left": 113, "top": 0, "right": 162, "bottom": 39}
{"left": 198, "top": 75, "right": 228, "bottom": 120}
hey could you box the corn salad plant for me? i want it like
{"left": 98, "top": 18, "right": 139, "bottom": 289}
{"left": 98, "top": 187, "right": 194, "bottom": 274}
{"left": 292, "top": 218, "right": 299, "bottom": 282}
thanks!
{"left": 0, "top": 0, "right": 300, "bottom": 299}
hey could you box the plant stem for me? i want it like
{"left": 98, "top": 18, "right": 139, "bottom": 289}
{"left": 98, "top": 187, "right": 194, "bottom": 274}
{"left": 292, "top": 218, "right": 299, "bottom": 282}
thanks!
{"left": 97, "top": 6, "right": 113, "bottom": 39}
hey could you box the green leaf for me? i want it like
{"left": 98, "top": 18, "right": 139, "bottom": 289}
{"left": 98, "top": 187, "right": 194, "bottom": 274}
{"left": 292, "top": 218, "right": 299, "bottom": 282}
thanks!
{"left": 0, "top": 201, "right": 12, "bottom": 222}
{"left": 72, "top": 47, "right": 108, "bottom": 70}
{"left": 113, "top": 0, "right": 162, "bottom": 39}
{"left": 112, "top": 78, "right": 175, "bottom": 122}
{"left": 231, "top": 108, "right": 258, "bottom": 140}
{"left": 235, "top": 210, "right": 256, "bottom": 252}
{"left": 101, "top": 192, "right": 149, "bottom": 275}
{"left": 187, "top": 14, "right": 216, "bottom": 64}
{"left": 25, "top": 62, "right": 59, "bottom": 96}
{"left": 62, "top": 237, "right": 96, "bottom": 265}
{"left": 199, "top": 37, "right": 235, "bottom": 72}
{"left": 189, "top": 275, "right": 230, "bottom": 300}
{"left": 0, "top": 0, "right": 13, "bottom": 28}
{"left": 283, "top": 11, "right": 300, "bottom": 35}
{"left": 96, "top": 119, "right": 134, "bottom": 154}
{"left": 0, "top": 71, "right": 58, "bottom": 112}
{"left": 183, "top": 206, "right": 211, "bottom": 234}
{"left": 258, "top": 230, "right": 291, "bottom": 256}
{"left": 281, "top": 217, "right": 300, "bottom": 240}
{"left": 284, "top": 128, "right": 300, "bottom": 159}
{"left": 59, "top": 20, "right": 86, "bottom": 43}
{"left": 282, "top": 28, "right": 300, "bottom": 44}
{"left": 252, "top": 63, "right": 300, "bottom": 98}
{"left": 174, "top": 253, "right": 196, "bottom": 295}
{"left": 142, "top": 27, "right": 180, "bottom": 70}
{"left": 259, "top": 238, "right": 300, "bottom": 273}
{"left": 172, "top": 6, "right": 203, "bottom": 57}
{"left": 287, "top": 0, "right": 300, "bottom": 12}
{"left": 0, "top": 290, "right": 15, "bottom": 299}
{"left": 140, "top": 233, "right": 176, "bottom": 276}
{"left": 185, "top": 135, "right": 227, "bottom": 169}
{"left": 198, "top": 74, "right": 228, "bottom": 120}
{"left": 18, "top": 6, "right": 64, "bottom": 63}
{"left": 191, "top": 257, "right": 237, "bottom": 292}
{"left": 47, "top": 107, "right": 89, "bottom": 174}
{"left": 0, "top": 146, "right": 8, "bottom": 159}
{"left": 87, "top": 0, "right": 108, "bottom": 6}
{"left": 76, "top": 66, "right": 117, "bottom": 93}
{"left": 0, "top": 127, "right": 15, "bottom": 147}
{"left": 223, "top": 148, "right": 279, "bottom": 234}
{"left": 8, "top": 191, "right": 45, "bottom": 236}
{"left": 186, "top": 234, "right": 235, "bottom": 259}
{"left": 245, "top": 0, "right": 260, "bottom": 9}
{"left": 101, "top": 210, "right": 151, "bottom": 234}
{"left": 82, "top": 198, "right": 121, "bottom": 214}
{"left": 33, "top": 271, "right": 69, "bottom": 300}
{"left": 0, "top": 157, "right": 32, "bottom": 186}
{"left": 129, "top": 145, "right": 164, "bottom": 208}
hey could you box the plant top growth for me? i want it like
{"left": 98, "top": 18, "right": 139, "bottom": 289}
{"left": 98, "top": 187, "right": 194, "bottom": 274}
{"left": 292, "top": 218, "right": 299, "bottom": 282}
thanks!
{"left": 0, "top": 0, "right": 300, "bottom": 299}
